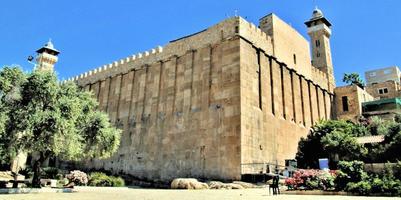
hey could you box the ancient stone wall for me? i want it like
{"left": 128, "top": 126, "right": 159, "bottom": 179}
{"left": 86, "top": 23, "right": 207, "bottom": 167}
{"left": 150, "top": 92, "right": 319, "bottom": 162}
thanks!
{"left": 239, "top": 37, "right": 333, "bottom": 173}
{"left": 70, "top": 16, "right": 334, "bottom": 181}
{"left": 75, "top": 18, "right": 243, "bottom": 182}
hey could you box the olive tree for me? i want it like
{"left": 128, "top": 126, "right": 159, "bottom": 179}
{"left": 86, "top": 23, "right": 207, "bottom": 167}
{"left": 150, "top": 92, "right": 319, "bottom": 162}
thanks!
{"left": 0, "top": 66, "right": 121, "bottom": 187}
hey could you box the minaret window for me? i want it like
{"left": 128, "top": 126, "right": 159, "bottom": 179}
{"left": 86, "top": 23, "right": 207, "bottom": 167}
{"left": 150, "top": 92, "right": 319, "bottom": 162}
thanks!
{"left": 315, "top": 40, "right": 320, "bottom": 47}
{"left": 293, "top": 54, "right": 297, "bottom": 65}
{"left": 316, "top": 52, "right": 321, "bottom": 57}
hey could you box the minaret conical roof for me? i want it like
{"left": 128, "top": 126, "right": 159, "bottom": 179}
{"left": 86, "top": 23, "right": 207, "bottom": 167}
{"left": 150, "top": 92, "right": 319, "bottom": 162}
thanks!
{"left": 36, "top": 39, "right": 60, "bottom": 55}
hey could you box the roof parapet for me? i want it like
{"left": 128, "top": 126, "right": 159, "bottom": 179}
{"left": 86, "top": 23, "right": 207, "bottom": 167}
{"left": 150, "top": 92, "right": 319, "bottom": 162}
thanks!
{"left": 67, "top": 45, "right": 164, "bottom": 82}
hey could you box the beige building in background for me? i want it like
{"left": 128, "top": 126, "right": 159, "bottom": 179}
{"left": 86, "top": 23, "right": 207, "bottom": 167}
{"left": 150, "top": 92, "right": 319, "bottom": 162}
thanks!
{"left": 334, "top": 66, "right": 401, "bottom": 122}
{"left": 58, "top": 9, "right": 336, "bottom": 181}
{"left": 333, "top": 85, "right": 374, "bottom": 121}
{"left": 365, "top": 66, "right": 400, "bottom": 85}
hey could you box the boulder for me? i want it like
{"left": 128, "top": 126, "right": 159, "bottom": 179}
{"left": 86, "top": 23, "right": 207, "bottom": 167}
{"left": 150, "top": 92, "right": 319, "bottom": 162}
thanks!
{"left": 208, "top": 181, "right": 225, "bottom": 189}
{"left": 225, "top": 183, "right": 244, "bottom": 189}
{"left": 207, "top": 181, "right": 244, "bottom": 189}
{"left": 171, "top": 178, "right": 209, "bottom": 189}
{"left": 232, "top": 181, "right": 255, "bottom": 189}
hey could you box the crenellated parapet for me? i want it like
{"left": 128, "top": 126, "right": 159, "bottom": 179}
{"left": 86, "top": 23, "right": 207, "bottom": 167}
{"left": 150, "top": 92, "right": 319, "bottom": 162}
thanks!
{"left": 63, "top": 46, "right": 163, "bottom": 84}
{"left": 238, "top": 18, "right": 273, "bottom": 55}
{"left": 65, "top": 16, "right": 329, "bottom": 92}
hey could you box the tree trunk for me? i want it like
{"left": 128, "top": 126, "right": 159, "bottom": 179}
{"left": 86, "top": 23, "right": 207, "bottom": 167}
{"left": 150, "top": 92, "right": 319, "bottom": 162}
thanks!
{"left": 12, "top": 172, "right": 18, "bottom": 188}
{"left": 31, "top": 152, "right": 48, "bottom": 188}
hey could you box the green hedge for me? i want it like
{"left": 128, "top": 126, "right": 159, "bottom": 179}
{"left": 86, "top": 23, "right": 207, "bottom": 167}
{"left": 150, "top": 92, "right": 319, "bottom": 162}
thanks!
{"left": 88, "top": 172, "right": 125, "bottom": 187}
{"left": 336, "top": 161, "right": 401, "bottom": 196}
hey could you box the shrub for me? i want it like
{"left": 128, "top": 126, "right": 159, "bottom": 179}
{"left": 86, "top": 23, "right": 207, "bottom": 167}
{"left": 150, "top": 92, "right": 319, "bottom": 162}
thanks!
{"left": 19, "top": 167, "right": 33, "bottom": 179}
{"left": 110, "top": 176, "right": 125, "bottom": 187}
{"left": 370, "top": 176, "right": 385, "bottom": 194}
{"left": 284, "top": 169, "right": 336, "bottom": 190}
{"left": 335, "top": 161, "right": 367, "bottom": 190}
{"left": 42, "top": 167, "right": 64, "bottom": 180}
{"left": 346, "top": 181, "right": 371, "bottom": 195}
{"left": 88, "top": 172, "right": 125, "bottom": 187}
{"left": 66, "top": 170, "right": 88, "bottom": 186}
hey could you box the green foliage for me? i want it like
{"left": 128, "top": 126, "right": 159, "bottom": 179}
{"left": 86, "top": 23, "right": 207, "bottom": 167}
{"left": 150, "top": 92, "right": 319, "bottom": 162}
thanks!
{"left": 346, "top": 180, "right": 371, "bottom": 195}
{"left": 342, "top": 73, "right": 364, "bottom": 88}
{"left": 88, "top": 172, "right": 125, "bottom": 187}
{"left": 0, "top": 66, "right": 121, "bottom": 187}
{"left": 394, "top": 114, "right": 401, "bottom": 123}
{"left": 296, "top": 120, "right": 367, "bottom": 168}
{"left": 19, "top": 167, "right": 34, "bottom": 179}
{"left": 41, "top": 167, "right": 64, "bottom": 180}
{"left": 335, "top": 161, "right": 368, "bottom": 191}
{"left": 305, "top": 179, "right": 319, "bottom": 189}
{"left": 0, "top": 66, "right": 26, "bottom": 165}
{"left": 370, "top": 176, "right": 385, "bottom": 194}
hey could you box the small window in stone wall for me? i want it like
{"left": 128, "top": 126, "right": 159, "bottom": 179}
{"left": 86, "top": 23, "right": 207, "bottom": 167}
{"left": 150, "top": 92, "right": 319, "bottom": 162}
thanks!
{"left": 315, "top": 40, "right": 320, "bottom": 47}
{"left": 293, "top": 54, "right": 297, "bottom": 65}
{"left": 316, "top": 52, "right": 321, "bottom": 58}
{"left": 378, "top": 88, "right": 389, "bottom": 94}
{"left": 342, "top": 96, "right": 349, "bottom": 112}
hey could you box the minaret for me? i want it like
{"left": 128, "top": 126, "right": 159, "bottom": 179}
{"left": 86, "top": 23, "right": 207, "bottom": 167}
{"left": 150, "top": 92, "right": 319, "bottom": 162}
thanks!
{"left": 35, "top": 40, "right": 60, "bottom": 71}
{"left": 305, "top": 7, "right": 335, "bottom": 91}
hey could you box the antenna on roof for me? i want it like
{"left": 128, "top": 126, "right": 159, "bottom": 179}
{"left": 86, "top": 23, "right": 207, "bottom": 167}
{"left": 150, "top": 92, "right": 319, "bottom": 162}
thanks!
{"left": 313, "top": 0, "right": 318, "bottom": 9}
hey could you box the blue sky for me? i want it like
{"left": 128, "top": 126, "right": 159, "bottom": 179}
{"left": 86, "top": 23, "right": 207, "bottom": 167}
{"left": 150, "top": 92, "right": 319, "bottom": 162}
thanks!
{"left": 1, "top": 1, "right": 400, "bottom": 86}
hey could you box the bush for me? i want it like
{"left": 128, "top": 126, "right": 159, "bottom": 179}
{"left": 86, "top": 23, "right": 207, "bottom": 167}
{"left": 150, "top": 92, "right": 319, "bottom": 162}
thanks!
{"left": 346, "top": 181, "right": 371, "bottom": 195}
{"left": 88, "top": 172, "right": 125, "bottom": 187}
{"left": 284, "top": 169, "right": 336, "bottom": 190}
{"left": 110, "top": 176, "right": 125, "bottom": 187}
{"left": 370, "top": 176, "right": 385, "bottom": 194}
{"left": 66, "top": 170, "right": 88, "bottom": 186}
{"left": 335, "top": 161, "right": 368, "bottom": 190}
{"left": 42, "top": 167, "right": 64, "bottom": 180}
{"left": 19, "top": 167, "right": 33, "bottom": 179}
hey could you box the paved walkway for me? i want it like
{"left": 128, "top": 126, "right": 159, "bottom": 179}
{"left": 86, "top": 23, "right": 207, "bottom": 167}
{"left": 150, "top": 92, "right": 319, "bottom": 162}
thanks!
{"left": 0, "top": 188, "right": 397, "bottom": 200}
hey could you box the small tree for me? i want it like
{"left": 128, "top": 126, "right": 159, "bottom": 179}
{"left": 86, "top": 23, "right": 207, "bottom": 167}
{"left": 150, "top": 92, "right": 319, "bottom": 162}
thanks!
{"left": 343, "top": 73, "right": 364, "bottom": 89}
{"left": 0, "top": 66, "right": 121, "bottom": 187}
{"left": 296, "top": 120, "right": 368, "bottom": 169}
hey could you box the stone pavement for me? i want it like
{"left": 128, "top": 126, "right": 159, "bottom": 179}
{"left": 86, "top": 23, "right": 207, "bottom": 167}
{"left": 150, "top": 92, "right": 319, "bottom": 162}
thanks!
{"left": 0, "top": 188, "right": 397, "bottom": 200}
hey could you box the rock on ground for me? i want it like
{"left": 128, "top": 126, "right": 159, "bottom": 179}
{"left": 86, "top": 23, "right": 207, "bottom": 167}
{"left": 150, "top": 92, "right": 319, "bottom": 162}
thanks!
{"left": 232, "top": 181, "right": 256, "bottom": 189}
{"left": 207, "top": 181, "right": 245, "bottom": 189}
{"left": 170, "top": 178, "right": 209, "bottom": 189}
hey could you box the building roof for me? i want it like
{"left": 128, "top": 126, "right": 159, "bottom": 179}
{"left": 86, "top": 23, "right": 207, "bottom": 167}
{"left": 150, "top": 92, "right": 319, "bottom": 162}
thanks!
{"left": 356, "top": 135, "right": 385, "bottom": 144}
{"left": 304, "top": 7, "right": 332, "bottom": 27}
{"left": 362, "top": 98, "right": 401, "bottom": 107}
{"left": 36, "top": 39, "right": 60, "bottom": 55}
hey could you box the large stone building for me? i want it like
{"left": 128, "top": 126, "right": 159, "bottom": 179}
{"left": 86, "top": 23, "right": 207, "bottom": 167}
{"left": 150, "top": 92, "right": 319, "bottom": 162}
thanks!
{"left": 53, "top": 9, "right": 336, "bottom": 181}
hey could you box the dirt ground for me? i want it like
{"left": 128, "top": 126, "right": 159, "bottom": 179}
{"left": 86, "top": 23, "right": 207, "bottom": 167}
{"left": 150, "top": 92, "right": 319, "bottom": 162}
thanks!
{"left": 0, "top": 188, "right": 397, "bottom": 200}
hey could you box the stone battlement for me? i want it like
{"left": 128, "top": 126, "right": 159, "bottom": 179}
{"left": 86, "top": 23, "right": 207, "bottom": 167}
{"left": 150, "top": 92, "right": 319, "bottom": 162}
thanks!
{"left": 64, "top": 46, "right": 163, "bottom": 83}
{"left": 65, "top": 17, "right": 276, "bottom": 85}
{"left": 66, "top": 16, "right": 329, "bottom": 92}
{"left": 238, "top": 18, "right": 273, "bottom": 55}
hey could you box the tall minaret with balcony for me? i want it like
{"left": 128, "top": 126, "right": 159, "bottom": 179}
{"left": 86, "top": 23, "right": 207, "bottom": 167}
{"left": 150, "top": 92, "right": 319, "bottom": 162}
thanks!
{"left": 35, "top": 40, "right": 60, "bottom": 71}
{"left": 305, "top": 8, "right": 335, "bottom": 92}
